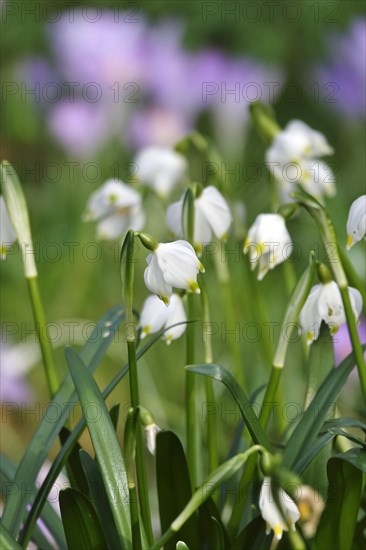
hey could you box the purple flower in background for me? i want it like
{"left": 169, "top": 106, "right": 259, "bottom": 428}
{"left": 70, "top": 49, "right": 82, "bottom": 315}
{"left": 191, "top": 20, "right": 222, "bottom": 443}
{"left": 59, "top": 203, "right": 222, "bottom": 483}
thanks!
{"left": 47, "top": 100, "right": 109, "bottom": 158}
{"left": 15, "top": 57, "right": 59, "bottom": 109}
{"left": 315, "top": 18, "right": 366, "bottom": 119}
{"left": 333, "top": 316, "right": 366, "bottom": 366}
{"left": 0, "top": 340, "right": 40, "bottom": 402}
{"left": 128, "top": 105, "right": 191, "bottom": 148}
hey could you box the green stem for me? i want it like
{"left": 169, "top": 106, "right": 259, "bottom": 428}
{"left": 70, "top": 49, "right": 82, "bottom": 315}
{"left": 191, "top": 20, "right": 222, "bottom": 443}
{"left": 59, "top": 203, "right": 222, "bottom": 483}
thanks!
{"left": 338, "top": 244, "right": 366, "bottom": 307}
{"left": 213, "top": 250, "right": 244, "bottom": 385}
{"left": 339, "top": 287, "right": 366, "bottom": 395}
{"left": 26, "top": 276, "right": 58, "bottom": 396}
{"left": 287, "top": 528, "right": 306, "bottom": 550}
{"left": 124, "top": 409, "right": 142, "bottom": 550}
{"left": 201, "top": 280, "right": 218, "bottom": 474}
{"left": 259, "top": 366, "right": 282, "bottom": 427}
{"left": 186, "top": 293, "right": 199, "bottom": 488}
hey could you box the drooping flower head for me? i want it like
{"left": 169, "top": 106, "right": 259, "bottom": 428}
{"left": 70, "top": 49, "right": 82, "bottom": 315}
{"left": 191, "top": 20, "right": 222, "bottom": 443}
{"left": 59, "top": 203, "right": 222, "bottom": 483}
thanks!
{"left": 143, "top": 240, "right": 204, "bottom": 304}
{"left": 243, "top": 213, "right": 292, "bottom": 280}
{"left": 259, "top": 477, "right": 301, "bottom": 540}
{"left": 167, "top": 185, "right": 232, "bottom": 254}
{"left": 83, "top": 179, "right": 145, "bottom": 239}
{"left": 266, "top": 119, "right": 335, "bottom": 200}
{"left": 346, "top": 195, "right": 366, "bottom": 250}
{"left": 139, "top": 293, "right": 187, "bottom": 344}
{"left": 134, "top": 147, "right": 187, "bottom": 196}
{"left": 300, "top": 281, "right": 363, "bottom": 344}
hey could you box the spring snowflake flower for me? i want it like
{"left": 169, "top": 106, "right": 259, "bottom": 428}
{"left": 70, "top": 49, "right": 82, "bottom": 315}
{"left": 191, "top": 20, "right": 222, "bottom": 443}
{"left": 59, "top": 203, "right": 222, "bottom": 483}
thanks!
{"left": 139, "top": 293, "right": 187, "bottom": 344}
{"left": 144, "top": 240, "right": 204, "bottom": 304}
{"left": 266, "top": 119, "right": 335, "bottom": 199}
{"left": 346, "top": 195, "right": 366, "bottom": 249}
{"left": 259, "top": 477, "right": 301, "bottom": 540}
{"left": 83, "top": 179, "right": 145, "bottom": 239}
{"left": 134, "top": 146, "right": 187, "bottom": 196}
{"left": 0, "top": 196, "right": 17, "bottom": 259}
{"left": 243, "top": 214, "right": 292, "bottom": 280}
{"left": 166, "top": 185, "right": 232, "bottom": 253}
{"left": 300, "top": 281, "right": 362, "bottom": 344}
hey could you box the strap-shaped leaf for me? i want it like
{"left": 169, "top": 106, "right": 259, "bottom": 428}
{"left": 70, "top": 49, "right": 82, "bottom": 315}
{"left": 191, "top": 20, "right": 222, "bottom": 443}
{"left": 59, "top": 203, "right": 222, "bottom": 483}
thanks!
{"left": 156, "top": 431, "right": 200, "bottom": 550}
{"left": 315, "top": 452, "right": 363, "bottom": 550}
{"left": 65, "top": 347, "right": 131, "bottom": 548}
{"left": 80, "top": 450, "right": 122, "bottom": 550}
{"left": 283, "top": 348, "right": 365, "bottom": 469}
{"left": 59, "top": 488, "right": 107, "bottom": 550}
{"left": 1, "top": 305, "right": 124, "bottom": 537}
{"left": 185, "top": 364, "right": 270, "bottom": 449}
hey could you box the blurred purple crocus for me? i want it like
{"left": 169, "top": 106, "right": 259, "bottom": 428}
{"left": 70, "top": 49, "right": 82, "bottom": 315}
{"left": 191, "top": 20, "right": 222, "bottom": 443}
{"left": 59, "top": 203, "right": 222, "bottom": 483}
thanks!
{"left": 333, "top": 316, "right": 366, "bottom": 366}
{"left": 0, "top": 340, "right": 40, "bottom": 403}
{"left": 315, "top": 18, "right": 366, "bottom": 119}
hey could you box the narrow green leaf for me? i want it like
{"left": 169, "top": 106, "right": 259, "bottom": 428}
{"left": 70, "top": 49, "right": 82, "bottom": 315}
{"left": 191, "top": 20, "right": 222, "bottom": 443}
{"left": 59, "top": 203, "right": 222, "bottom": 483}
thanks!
{"left": 315, "top": 454, "right": 363, "bottom": 550}
{"left": 231, "top": 516, "right": 269, "bottom": 550}
{"left": 152, "top": 446, "right": 263, "bottom": 550}
{"left": 59, "top": 428, "right": 90, "bottom": 497}
{"left": 176, "top": 542, "right": 190, "bottom": 550}
{"left": 79, "top": 450, "right": 122, "bottom": 550}
{"left": 1, "top": 305, "right": 124, "bottom": 537}
{"left": 65, "top": 347, "right": 131, "bottom": 548}
{"left": 333, "top": 448, "right": 366, "bottom": 473}
{"left": 185, "top": 364, "right": 270, "bottom": 449}
{"left": 0, "top": 453, "right": 66, "bottom": 550}
{"left": 109, "top": 403, "right": 121, "bottom": 431}
{"left": 156, "top": 431, "right": 200, "bottom": 550}
{"left": 283, "top": 348, "right": 365, "bottom": 470}
{"left": 59, "top": 488, "right": 107, "bottom": 550}
{"left": 20, "top": 322, "right": 186, "bottom": 546}
{"left": 0, "top": 524, "right": 22, "bottom": 550}
{"left": 199, "top": 498, "right": 229, "bottom": 549}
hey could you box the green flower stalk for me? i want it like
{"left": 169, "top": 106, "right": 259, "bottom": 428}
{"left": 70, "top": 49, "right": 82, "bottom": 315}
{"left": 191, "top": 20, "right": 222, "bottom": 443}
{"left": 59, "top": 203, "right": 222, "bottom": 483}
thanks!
{"left": 1, "top": 161, "right": 58, "bottom": 396}
{"left": 293, "top": 191, "right": 366, "bottom": 401}
{"left": 120, "top": 230, "right": 153, "bottom": 545}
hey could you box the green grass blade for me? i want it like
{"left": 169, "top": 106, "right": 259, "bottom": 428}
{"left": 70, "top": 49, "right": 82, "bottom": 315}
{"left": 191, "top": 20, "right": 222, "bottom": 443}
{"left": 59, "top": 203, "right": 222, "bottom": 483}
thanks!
{"left": 80, "top": 450, "right": 122, "bottom": 550}
{"left": 156, "top": 431, "right": 200, "bottom": 550}
{"left": 283, "top": 348, "right": 365, "bottom": 469}
{"left": 0, "top": 453, "right": 66, "bottom": 550}
{"left": 315, "top": 453, "right": 363, "bottom": 550}
{"left": 65, "top": 347, "right": 131, "bottom": 548}
{"left": 0, "top": 525, "right": 22, "bottom": 550}
{"left": 20, "top": 323, "right": 186, "bottom": 546}
{"left": 1, "top": 305, "right": 124, "bottom": 537}
{"left": 59, "top": 488, "right": 107, "bottom": 550}
{"left": 185, "top": 364, "right": 270, "bottom": 449}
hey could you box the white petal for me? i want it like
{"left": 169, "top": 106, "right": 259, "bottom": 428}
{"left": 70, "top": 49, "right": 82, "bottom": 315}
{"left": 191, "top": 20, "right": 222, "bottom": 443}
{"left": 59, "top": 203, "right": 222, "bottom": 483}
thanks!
{"left": 156, "top": 241, "right": 202, "bottom": 292}
{"left": 317, "top": 282, "right": 345, "bottom": 328}
{"left": 139, "top": 295, "right": 169, "bottom": 338}
{"left": 285, "top": 120, "right": 334, "bottom": 157}
{"left": 299, "top": 159, "right": 336, "bottom": 198}
{"left": 144, "top": 252, "right": 173, "bottom": 303}
{"left": 135, "top": 147, "right": 187, "bottom": 196}
{"left": 194, "top": 202, "right": 213, "bottom": 246}
{"left": 163, "top": 294, "right": 187, "bottom": 344}
{"left": 0, "top": 196, "right": 17, "bottom": 258}
{"left": 348, "top": 287, "right": 363, "bottom": 320}
{"left": 166, "top": 197, "right": 184, "bottom": 236}
{"left": 196, "top": 186, "right": 232, "bottom": 240}
{"left": 346, "top": 195, "right": 366, "bottom": 248}
{"left": 96, "top": 213, "right": 130, "bottom": 240}
{"left": 300, "top": 285, "right": 323, "bottom": 343}
{"left": 83, "top": 179, "right": 141, "bottom": 221}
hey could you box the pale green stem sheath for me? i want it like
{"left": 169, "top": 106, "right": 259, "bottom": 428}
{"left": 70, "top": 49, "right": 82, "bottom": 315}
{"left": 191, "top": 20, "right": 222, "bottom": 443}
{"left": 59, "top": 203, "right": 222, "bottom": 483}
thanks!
{"left": 26, "top": 276, "right": 59, "bottom": 396}
{"left": 213, "top": 250, "right": 244, "bottom": 386}
{"left": 201, "top": 279, "right": 218, "bottom": 474}
{"left": 184, "top": 187, "right": 200, "bottom": 488}
{"left": 120, "top": 231, "right": 153, "bottom": 545}
{"left": 296, "top": 194, "right": 366, "bottom": 401}
{"left": 150, "top": 446, "right": 264, "bottom": 550}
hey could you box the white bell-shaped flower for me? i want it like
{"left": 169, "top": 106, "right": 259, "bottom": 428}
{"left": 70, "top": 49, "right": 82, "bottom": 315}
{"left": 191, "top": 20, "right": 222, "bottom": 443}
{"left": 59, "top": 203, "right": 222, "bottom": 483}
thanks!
{"left": 346, "top": 195, "right": 366, "bottom": 250}
{"left": 83, "top": 179, "right": 145, "bottom": 239}
{"left": 144, "top": 240, "right": 204, "bottom": 304}
{"left": 300, "top": 281, "right": 362, "bottom": 344}
{"left": 0, "top": 196, "right": 17, "bottom": 259}
{"left": 134, "top": 146, "right": 187, "bottom": 196}
{"left": 139, "top": 293, "right": 187, "bottom": 344}
{"left": 243, "top": 214, "right": 292, "bottom": 280}
{"left": 266, "top": 119, "right": 335, "bottom": 199}
{"left": 166, "top": 186, "right": 232, "bottom": 253}
{"left": 259, "top": 477, "right": 301, "bottom": 540}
